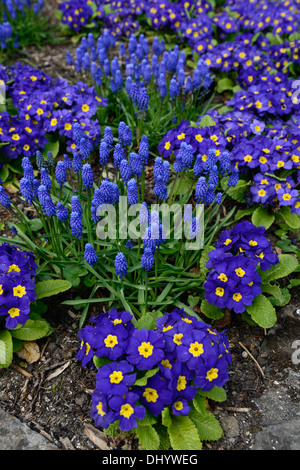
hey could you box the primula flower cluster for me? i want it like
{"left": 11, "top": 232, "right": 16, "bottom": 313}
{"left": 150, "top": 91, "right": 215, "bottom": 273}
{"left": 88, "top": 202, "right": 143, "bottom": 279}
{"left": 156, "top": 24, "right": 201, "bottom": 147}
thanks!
{"left": 0, "top": 62, "right": 106, "bottom": 162}
{"left": 204, "top": 221, "right": 279, "bottom": 313}
{"left": 0, "top": 243, "right": 37, "bottom": 329}
{"left": 76, "top": 306, "right": 231, "bottom": 431}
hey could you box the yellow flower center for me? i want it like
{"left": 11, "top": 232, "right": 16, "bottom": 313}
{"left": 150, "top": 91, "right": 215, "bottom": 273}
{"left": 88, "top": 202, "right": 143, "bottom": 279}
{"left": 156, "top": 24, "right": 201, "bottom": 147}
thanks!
{"left": 173, "top": 333, "right": 183, "bottom": 345}
{"left": 177, "top": 375, "right": 187, "bottom": 391}
{"left": 215, "top": 287, "right": 225, "bottom": 297}
{"left": 235, "top": 267, "right": 246, "bottom": 277}
{"left": 206, "top": 368, "right": 219, "bottom": 382}
{"left": 233, "top": 292, "right": 242, "bottom": 302}
{"left": 13, "top": 285, "right": 27, "bottom": 298}
{"left": 138, "top": 341, "right": 154, "bottom": 358}
{"left": 120, "top": 404, "right": 134, "bottom": 419}
{"left": 109, "top": 370, "right": 123, "bottom": 384}
{"left": 8, "top": 308, "right": 20, "bottom": 318}
{"left": 143, "top": 387, "right": 159, "bottom": 403}
{"left": 174, "top": 401, "right": 183, "bottom": 410}
{"left": 218, "top": 273, "right": 228, "bottom": 282}
{"left": 104, "top": 334, "right": 118, "bottom": 348}
{"left": 189, "top": 341, "right": 204, "bottom": 357}
{"left": 7, "top": 264, "right": 20, "bottom": 273}
{"left": 96, "top": 401, "right": 106, "bottom": 417}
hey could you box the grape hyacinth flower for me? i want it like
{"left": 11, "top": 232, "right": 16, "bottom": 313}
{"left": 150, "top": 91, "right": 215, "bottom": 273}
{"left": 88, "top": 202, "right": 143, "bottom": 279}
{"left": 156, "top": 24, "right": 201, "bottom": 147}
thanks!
{"left": 84, "top": 243, "right": 98, "bottom": 266}
{"left": 82, "top": 163, "right": 94, "bottom": 190}
{"left": 115, "top": 253, "right": 127, "bottom": 279}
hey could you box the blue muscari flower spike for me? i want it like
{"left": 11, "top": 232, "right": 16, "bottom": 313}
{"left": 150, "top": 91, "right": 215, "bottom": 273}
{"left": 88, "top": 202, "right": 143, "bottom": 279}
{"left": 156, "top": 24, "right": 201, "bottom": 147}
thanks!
{"left": 114, "top": 69, "right": 123, "bottom": 90}
{"left": 129, "top": 152, "right": 143, "bottom": 177}
{"left": 56, "top": 202, "right": 68, "bottom": 222}
{"left": 154, "top": 176, "right": 168, "bottom": 201}
{"left": 37, "top": 185, "right": 50, "bottom": 209}
{"left": 110, "top": 77, "right": 118, "bottom": 94}
{"left": 163, "top": 161, "right": 170, "bottom": 184}
{"left": 193, "top": 155, "right": 203, "bottom": 176}
{"left": 103, "top": 59, "right": 110, "bottom": 76}
{"left": 82, "top": 52, "right": 91, "bottom": 70}
{"left": 91, "top": 62, "right": 97, "bottom": 77}
{"left": 118, "top": 121, "right": 126, "bottom": 144}
{"left": 126, "top": 240, "right": 134, "bottom": 249}
{"left": 153, "top": 157, "right": 164, "bottom": 182}
{"left": 204, "top": 149, "right": 216, "bottom": 172}
{"left": 99, "top": 140, "right": 110, "bottom": 165}
{"left": 72, "top": 153, "right": 82, "bottom": 174}
{"left": 66, "top": 50, "right": 73, "bottom": 65}
{"left": 115, "top": 252, "right": 127, "bottom": 278}
{"left": 82, "top": 163, "right": 94, "bottom": 190}
{"left": 185, "top": 76, "right": 192, "bottom": 94}
{"left": 208, "top": 165, "right": 219, "bottom": 186}
{"left": 195, "top": 176, "right": 207, "bottom": 203}
{"left": 139, "top": 135, "right": 149, "bottom": 166}
{"left": 0, "top": 185, "right": 11, "bottom": 208}
{"left": 120, "top": 42, "right": 126, "bottom": 56}
{"left": 113, "top": 143, "right": 125, "bottom": 169}
{"left": 227, "top": 168, "right": 239, "bottom": 187}
{"left": 55, "top": 161, "right": 67, "bottom": 186}
{"left": 189, "top": 217, "right": 201, "bottom": 239}
{"left": 122, "top": 126, "right": 132, "bottom": 147}
{"left": 139, "top": 202, "right": 149, "bottom": 227}
{"left": 143, "top": 64, "right": 152, "bottom": 84}
{"left": 36, "top": 151, "right": 48, "bottom": 171}
{"left": 141, "top": 247, "right": 155, "bottom": 271}
{"left": 169, "top": 78, "right": 179, "bottom": 99}
{"left": 125, "top": 76, "right": 133, "bottom": 95}
{"left": 84, "top": 243, "right": 98, "bottom": 266}
{"left": 219, "top": 151, "right": 231, "bottom": 175}
{"left": 79, "top": 137, "right": 93, "bottom": 160}
{"left": 71, "top": 196, "right": 83, "bottom": 216}
{"left": 120, "top": 159, "right": 132, "bottom": 184}
{"left": 158, "top": 73, "right": 167, "bottom": 99}
{"left": 136, "top": 87, "right": 149, "bottom": 111}
{"left": 20, "top": 177, "right": 34, "bottom": 204}
{"left": 33, "top": 180, "right": 40, "bottom": 200}
{"left": 152, "top": 36, "right": 160, "bottom": 55}
{"left": 47, "top": 151, "right": 55, "bottom": 168}
{"left": 44, "top": 196, "right": 56, "bottom": 217}
{"left": 63, "top": 154, "right": 72, "bottom": 169}
{"left": 104, "top": 127, "right": 114, "bottom": 148}
{"left": 70, "top": 211, "right": 83, "bottom": 239}
{"left": 41, "top": 168, "right": 52, "bottom": 191}
{"left": 73, "top": 123, "right": 85, "bottom": 145}
{"left": 177, "top": 68, "right": 185, "bottom": 88}
{"left": 173, "top": 152, "right": 184, "bottom": 173}
{"left": 204, "top": 184, "right": 216, "bottom": 205}
{"left": 181, "top": 142, "right": 194, "bottom": 169}
{"left": 127, "top": 178, "right": 139, "bottom": 205}
{"left": 215, "top": 192, "right": 223, "bottom": 204}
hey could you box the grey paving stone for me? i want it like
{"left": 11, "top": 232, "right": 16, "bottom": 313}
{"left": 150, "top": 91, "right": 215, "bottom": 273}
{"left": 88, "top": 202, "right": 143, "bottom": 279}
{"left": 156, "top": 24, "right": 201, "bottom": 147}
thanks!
{"left": 0, "top": 408, "right": 58, "bottom": 450}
